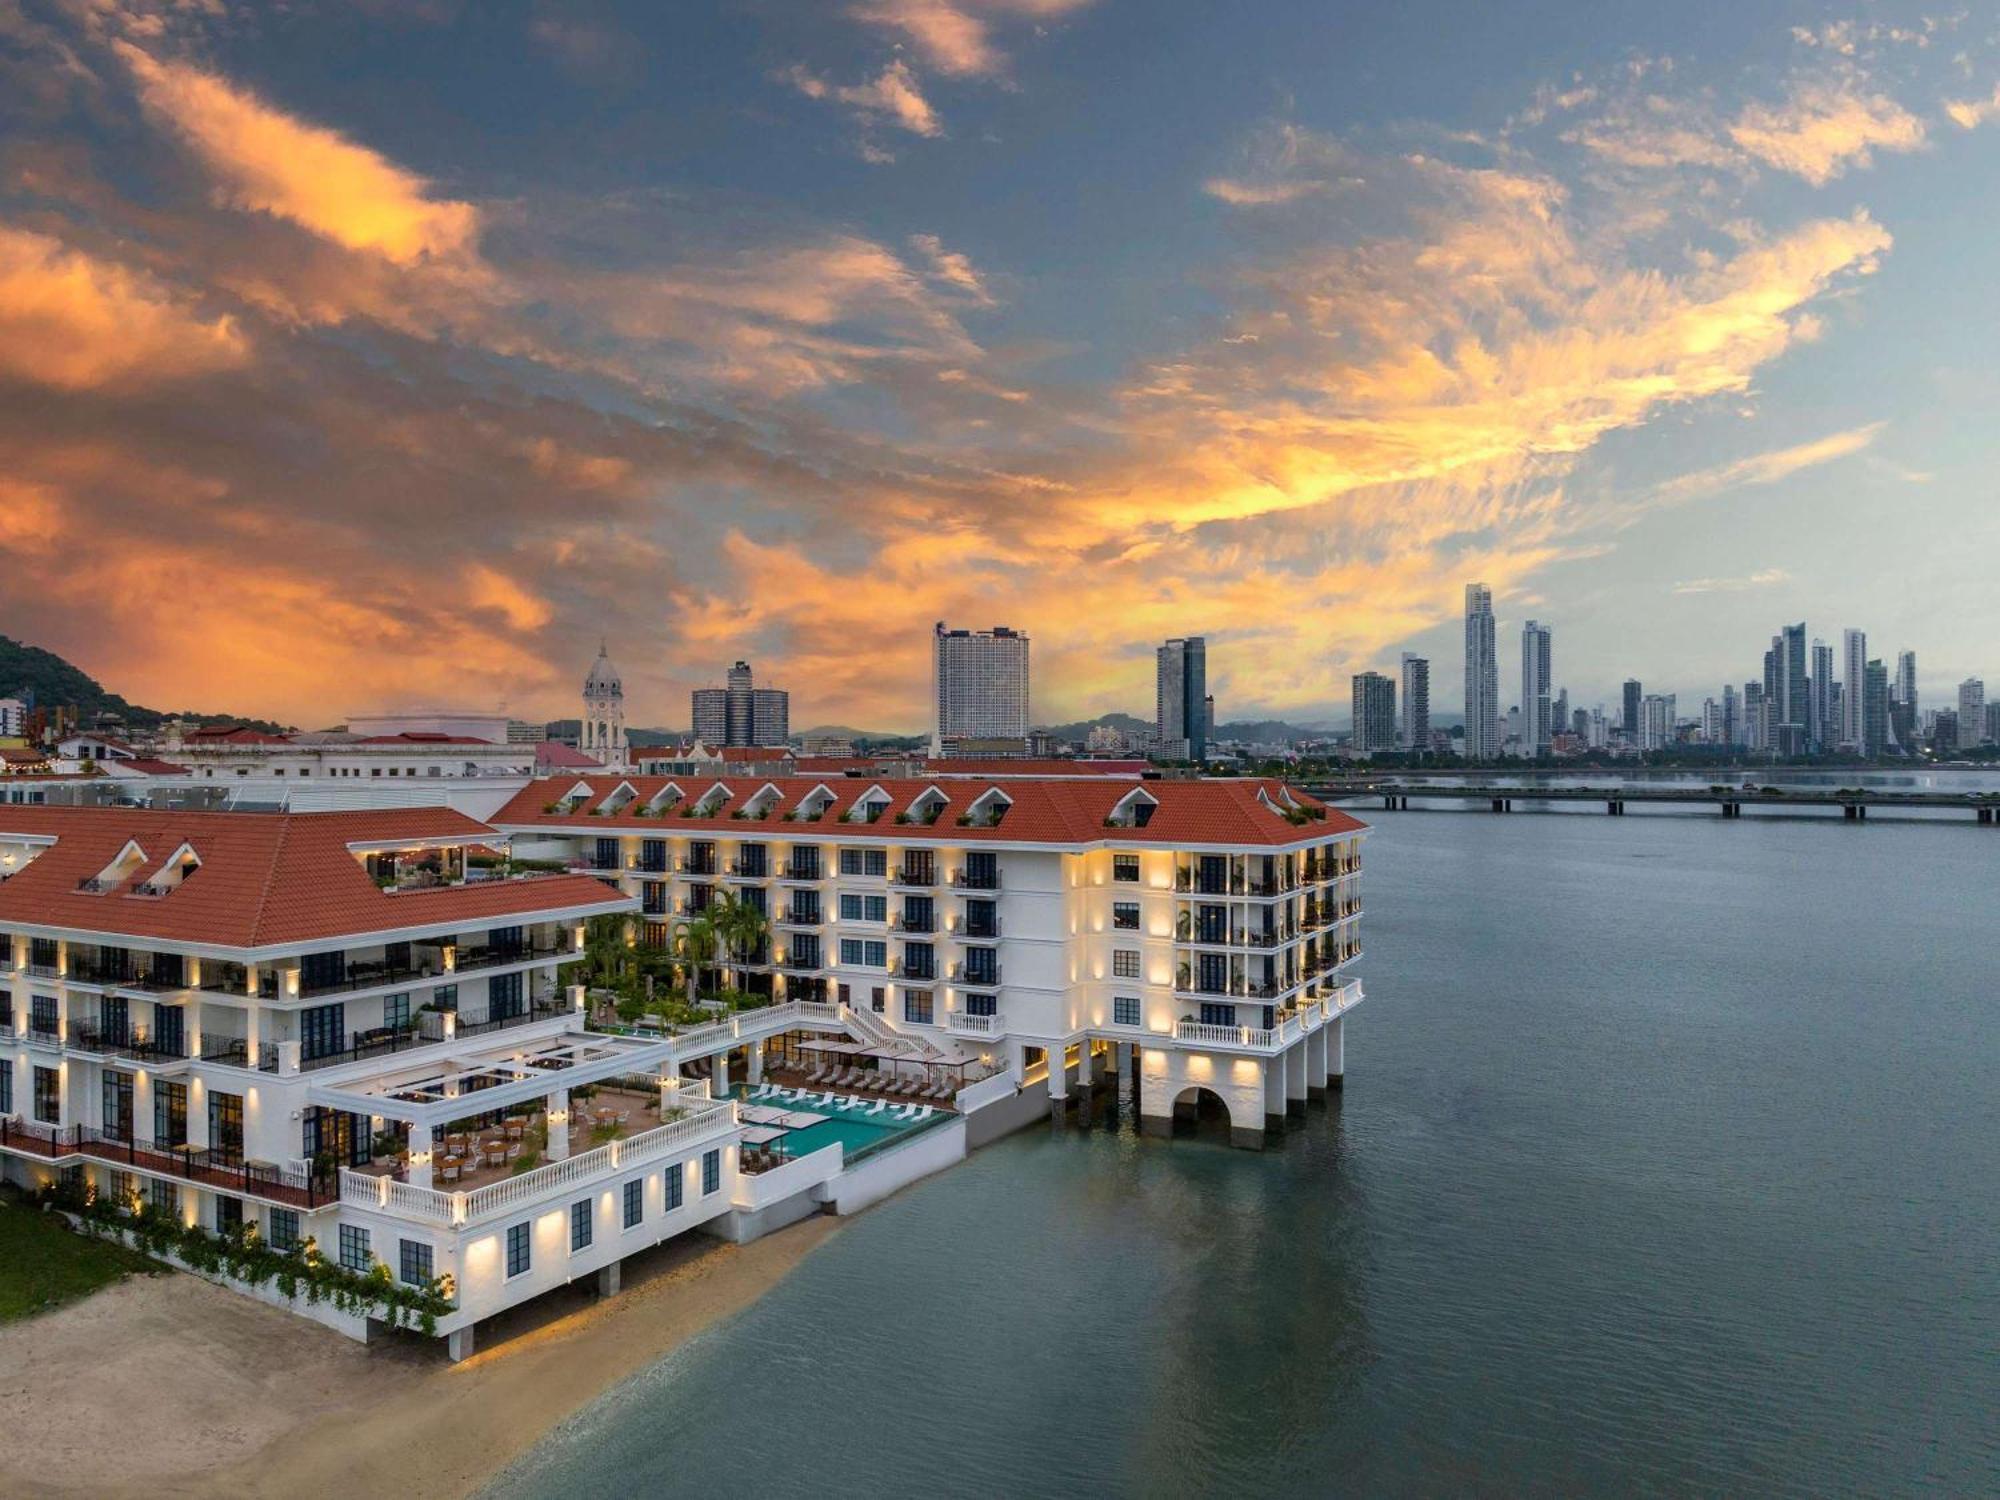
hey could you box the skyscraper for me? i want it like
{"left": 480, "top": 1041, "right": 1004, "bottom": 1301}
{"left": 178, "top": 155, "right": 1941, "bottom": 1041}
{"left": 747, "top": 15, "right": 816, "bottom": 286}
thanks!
{"left": 691, "top": 660, "right": 790, "bottom": 747}
{"left": 1894, "top": 651, "right": 1917, "bottom": 718}
{"left": 932, "top": 622, "right": 1030, "bottom": 751}
{"left": 1399, "top": 653, "right": 1430, "bottom": 752}
{"left": 1521, "top": 620, "right": 1552, "bottom": 754}
{"left": 1722, "top": 683, "right": 1741, "bottom": 747}
{"left": 1865, "top": 660, "right": 1890, "bottom": 758}
{"left": 1959, "top": 679, "right": 1986, "bottom": 751}
{"left": 1464, "top": 584, "right": 1498, "bottom": 760}
{"left": 1154, "top": 636, "right": 1208, "bottom": 762}
{"left": 1842, "top": 629, "right": 1867, "bottom": 750}
{"left": 1640, "top": 694, "right": 1676, "bottom": 752}
{"left": 1777, "top": 623, "right": 1807, "bottom": 755}
{"left": 1622, "top": 679, "right": 1642, "bottom": 741}
{"left": 1351, "top": 672, "right": 1396, "bottom": 755}
{"left": 1810, "top": 639, "right": 1834, "bottom": 752}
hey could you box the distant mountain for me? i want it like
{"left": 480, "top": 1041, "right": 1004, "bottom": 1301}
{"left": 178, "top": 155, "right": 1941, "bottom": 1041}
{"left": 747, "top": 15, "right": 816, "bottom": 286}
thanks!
{"left": 1214, "top": 718, "right": 1335, "bottom": 743}
{"left": 796, "top": 725, "right": 928, "bottom": 749}
{"left": 0, "top": 635, "right": 289, "bottom": 734}
{"left": 1033, "top": 710, "right": 1153, "bottom": 742}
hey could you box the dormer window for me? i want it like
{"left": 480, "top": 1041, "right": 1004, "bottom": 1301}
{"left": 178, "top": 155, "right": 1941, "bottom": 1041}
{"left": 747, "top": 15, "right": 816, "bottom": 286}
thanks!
{"left": 846, "top": 785, "right": 893, "bottom": 823}
{"left": 688, "top": 782, "right": 731, "bottom": 818}
{"left": 79, "top": 838, "right": 148, "bottom": 894}
{"left": 789, "top": 784, "right": 836, "bottom": 822}
{"left": 132, "top": 842, "right": 202, "bottom": 899}
{"left": 1104, "top": 787, "right": 1159, "bottom": 828}
{"left": 736, "top": 783, "right": 783, "bottom": 820}
{"left": 597, "top": 781, "right": 641, "bottom": 816}
{"left": 645, "top": 781, "right": 685, "bottom": 816}
{"left": 897, "top": 787, "right": 949, "bottom": 826}
{"left": 958, "top": 787, "right": 1013, "bottom": 828}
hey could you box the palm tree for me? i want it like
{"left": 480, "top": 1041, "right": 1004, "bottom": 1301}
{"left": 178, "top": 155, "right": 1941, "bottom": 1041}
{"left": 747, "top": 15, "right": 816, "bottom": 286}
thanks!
{"left": 673, "top": 908, "right": 720, "bottom": 1007}
{"left": 712, "top": 894, "right": 771, "bottom": 1000}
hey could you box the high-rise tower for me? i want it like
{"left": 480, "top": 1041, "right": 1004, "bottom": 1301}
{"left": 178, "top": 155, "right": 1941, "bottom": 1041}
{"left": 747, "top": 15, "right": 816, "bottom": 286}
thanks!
{"left": 1463, "top": 584, "right": 1498, "bottom": 760}
{"left": 1521, "top": 620, "right": 1552, "bottom": 754}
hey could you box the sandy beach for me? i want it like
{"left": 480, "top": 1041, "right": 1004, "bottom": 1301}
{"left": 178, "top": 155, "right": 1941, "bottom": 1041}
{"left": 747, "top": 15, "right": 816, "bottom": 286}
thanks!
{"left": 0, "top": 1215, "right": 841, "bottom": 1500}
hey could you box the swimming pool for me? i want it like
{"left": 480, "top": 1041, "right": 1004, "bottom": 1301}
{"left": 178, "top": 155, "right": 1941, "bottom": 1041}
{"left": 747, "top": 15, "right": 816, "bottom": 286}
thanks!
{"left": 729, "top": 1084, "right": 942, "bottom": 1162}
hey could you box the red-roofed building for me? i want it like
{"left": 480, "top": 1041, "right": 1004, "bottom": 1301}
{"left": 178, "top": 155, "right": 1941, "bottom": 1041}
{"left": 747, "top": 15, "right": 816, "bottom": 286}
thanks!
{"left": 494, "top": 772, "right": 1369, "bottom": 1150}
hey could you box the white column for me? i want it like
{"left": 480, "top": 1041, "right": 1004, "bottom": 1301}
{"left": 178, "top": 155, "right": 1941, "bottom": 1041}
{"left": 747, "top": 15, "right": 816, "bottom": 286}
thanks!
{"left": 407, "top": 1122, "right": 434, "bottom": 1189}
{"left": 714, "top": 1055, "right": 730, "bottom": 1095}
{"left": 1327, "top": 1015, "right": 1345, "bottom": 1090}
{"left": 747, "top": 1040, "right": 764, "bottom": 1085}
{"left": 546, "top": 1091, "right": 570, "bottom": 1161}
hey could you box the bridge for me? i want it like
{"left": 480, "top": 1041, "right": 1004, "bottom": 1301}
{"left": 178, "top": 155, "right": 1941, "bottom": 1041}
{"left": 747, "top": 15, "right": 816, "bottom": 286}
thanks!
{"left": 1305, "top": 781, "right": 2000, "bottom": 823}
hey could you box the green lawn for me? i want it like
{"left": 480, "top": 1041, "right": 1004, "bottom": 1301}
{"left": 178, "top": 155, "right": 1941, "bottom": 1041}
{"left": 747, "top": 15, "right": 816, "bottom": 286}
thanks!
{"left": 0, "top": 1201, "right": 160, "bottom": 1322}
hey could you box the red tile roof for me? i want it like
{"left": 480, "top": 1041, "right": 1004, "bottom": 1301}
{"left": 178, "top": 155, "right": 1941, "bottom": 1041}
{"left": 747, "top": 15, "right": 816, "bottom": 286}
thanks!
{"left": 349, "top": 732, "right": 492, "bottom": 746}
{"left": 0, "top": 806, "right": 630, "bottom": 951}
{"left": 115, "top": 758, "right": 191, "bottom": 776}
{"left": 183, "top": 725, "right": 293, "bottom": 746}
{"left": 534, "top": 741, "right": 605, "bottom": 770}
{"left": 492, "top": 774, "right": 1364, "bottom": 848}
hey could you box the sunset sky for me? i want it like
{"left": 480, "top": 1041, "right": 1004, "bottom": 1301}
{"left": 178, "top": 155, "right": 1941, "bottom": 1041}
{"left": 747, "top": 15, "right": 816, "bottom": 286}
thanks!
{"left": 2, "top": 1, "right": 1996, "bottom": 731}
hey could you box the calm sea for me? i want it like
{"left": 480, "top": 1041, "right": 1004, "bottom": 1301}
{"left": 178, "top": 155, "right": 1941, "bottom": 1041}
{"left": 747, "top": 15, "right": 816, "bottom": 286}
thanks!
{"left": 488, "top": 811, "right": 1999, "bottom": 1498}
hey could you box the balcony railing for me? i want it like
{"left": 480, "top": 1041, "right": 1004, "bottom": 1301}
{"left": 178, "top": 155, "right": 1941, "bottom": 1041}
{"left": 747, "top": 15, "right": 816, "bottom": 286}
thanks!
{"left": 948, "top": 962, "right": 1001, "bottom": 986}
{"left": 69, "top": 1022, "right": 189, "bottom": 1062}
{"left": 891, "top": 914, "right": 935, "bottom": 933}
{"left": 781, "top": 862, "right": 823, "bottom": 882}
{"left": 726, "top": 860, "right": 770, "bottom": 879}
{"left": 946, "top": 1010, "right": 1004, "bottom": 1037}
{"left": 890, "top": 867, "right": 936, "bottom": 888}
{"left": 0, "top": 1118, "right": 337, "bottom": 1208}
{"left": 198, "top": 1037, "right": 282, "bottom": 1072}
{"left": 778, "top": 956, "right": 824, "bottom": 974}
{"left": 776, "top": 909, "right": 822, "bottom": 927}
{"left": 950, "top": 870, "right": 1001, "bottom": 891}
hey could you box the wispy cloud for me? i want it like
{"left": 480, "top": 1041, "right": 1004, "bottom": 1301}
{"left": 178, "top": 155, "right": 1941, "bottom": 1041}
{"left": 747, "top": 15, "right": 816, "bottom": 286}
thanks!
{"left": 1648, "top": 422, "right": 1885, "bottom": 508}
{"left": 1727, "top": 80, "right": 1927, "bottom": 184}
{"left": 781, "top": 58, "right": 942, "bottom": 144}
{"left": 846, "top": 0, "right": 1094, "bottom": 79}
{"left": 1673, "top": 568, "right": 1791, "bottom": 595}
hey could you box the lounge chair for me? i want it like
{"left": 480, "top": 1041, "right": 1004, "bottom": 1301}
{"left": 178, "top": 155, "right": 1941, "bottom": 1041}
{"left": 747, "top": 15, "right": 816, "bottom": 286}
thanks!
{"left": 913, "top": 1104, "right": 933, "bottom": 1119}
{"left": 865, "top": 1099, "right": 886, "bottom": 1116}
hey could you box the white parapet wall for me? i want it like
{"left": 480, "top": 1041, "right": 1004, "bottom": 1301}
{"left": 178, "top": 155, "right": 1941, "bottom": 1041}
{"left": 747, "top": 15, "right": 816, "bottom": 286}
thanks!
{"left": 816, "top": 1116, "right": 967, "bottom": 1216}
{"left": 708, "top": 1143, "right": 845, "bottom": 1244}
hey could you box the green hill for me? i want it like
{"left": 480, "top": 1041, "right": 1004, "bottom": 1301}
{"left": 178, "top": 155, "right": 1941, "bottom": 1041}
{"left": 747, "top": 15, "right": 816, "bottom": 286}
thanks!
{"left": 0, "top": 635, "right": 290, "bottom": 734}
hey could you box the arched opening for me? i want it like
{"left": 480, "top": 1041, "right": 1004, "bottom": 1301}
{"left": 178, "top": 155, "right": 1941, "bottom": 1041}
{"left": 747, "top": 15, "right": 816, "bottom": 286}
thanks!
{"left": 1170, "top": 1084, "right": 1234, "bottom": 1143}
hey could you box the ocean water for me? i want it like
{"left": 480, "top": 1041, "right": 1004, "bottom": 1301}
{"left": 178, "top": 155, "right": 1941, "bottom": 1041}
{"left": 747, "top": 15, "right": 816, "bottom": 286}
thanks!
{"left": 488, "top": 811, "right": 2000, "bottom": 1497}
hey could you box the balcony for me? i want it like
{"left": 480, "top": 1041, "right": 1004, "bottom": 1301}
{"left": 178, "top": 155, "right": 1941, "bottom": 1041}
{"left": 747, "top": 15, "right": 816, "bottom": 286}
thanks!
{"left": 957, "top": 921, "right": 1001, "bottom": 940}
{"left": 947, "top": 1010, "right": 1005, "bottom": 1037}
{"left": 775, "top": 908, "right": 822, "bottom": 927}
{"left": 780, "top": 862, "right": 823, "bottom": 884}
{"left": 948, "top": 961, "right": 1001, "bottom": 986}
{"left": 1173, "top": 973, "right": 1289, "bottom": 1001}
{"left": 198, "top": 1036, "right": 282, "bottom": 1072}
{"left": 69, "top": 1022, "right": 190, "bottom": 1063}
{"left": 950, "top": 869, "right": 1001, "bottom": 891}
{"left": 725, "top": 859, "right": 770, "bottom": 881}
{"left": 778, "top": 956, "right": 824, "bottom": 974}
{"left": 1175, "top": 926, "right": 1298, "bottom": 950}
{"left": 0, "top": 1120, "right": 337, "bottom": 1208}
{"left": 891, "top": 914, "right": 935, "bottom": 934}
{"left": 890, "top": 867, "right": 937, "bottom": 888}
{"left": 678, "top": 856, "right": 718, "bottom": 877}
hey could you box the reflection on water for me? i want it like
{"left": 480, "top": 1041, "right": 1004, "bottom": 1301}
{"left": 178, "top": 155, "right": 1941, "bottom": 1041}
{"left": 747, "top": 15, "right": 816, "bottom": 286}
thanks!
{"left": 489, "top": 812, "right": 2000, "bottom": 1499}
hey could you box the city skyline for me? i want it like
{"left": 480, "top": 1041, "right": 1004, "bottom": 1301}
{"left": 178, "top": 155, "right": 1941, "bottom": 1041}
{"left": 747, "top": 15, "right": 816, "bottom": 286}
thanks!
{"left": 4, "top": 3, "right": 2000, "bottom": 731}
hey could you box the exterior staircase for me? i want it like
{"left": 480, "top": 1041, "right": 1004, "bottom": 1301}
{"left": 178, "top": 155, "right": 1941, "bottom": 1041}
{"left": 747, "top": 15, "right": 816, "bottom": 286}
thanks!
{"left": 840, "top": 1001, "right": 947, "bottom": 1061}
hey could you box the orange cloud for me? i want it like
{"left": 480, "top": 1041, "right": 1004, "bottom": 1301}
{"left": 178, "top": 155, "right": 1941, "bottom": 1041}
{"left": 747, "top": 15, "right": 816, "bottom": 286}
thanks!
{"left": 846, "top": 0, "right": 1094, "bottom": 79}
{"left": 1728, "top": 80, "right": 1926, "bottom": 183}
{"left": 0, "top": 223, "right": 247, "bottom": 389}
{"left": 117, "top": 43, "right": 482, "bottom": 266}
{"left": 782, "top": 59, "right": 941, "bottom": 139}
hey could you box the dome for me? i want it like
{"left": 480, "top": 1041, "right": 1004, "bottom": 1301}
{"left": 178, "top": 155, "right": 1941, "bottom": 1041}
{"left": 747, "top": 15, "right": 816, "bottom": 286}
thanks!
{"left": 584, "top": 640, "right": 622, "bottom": 697}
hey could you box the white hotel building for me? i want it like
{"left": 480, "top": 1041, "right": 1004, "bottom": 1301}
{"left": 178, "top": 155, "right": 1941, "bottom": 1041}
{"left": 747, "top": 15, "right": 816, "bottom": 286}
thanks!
{"left": 494, "top": 772, "right": 1367, "bottom": 1149}
{"left": 1, "top": 777, "right": 1366, "bottom": 1354}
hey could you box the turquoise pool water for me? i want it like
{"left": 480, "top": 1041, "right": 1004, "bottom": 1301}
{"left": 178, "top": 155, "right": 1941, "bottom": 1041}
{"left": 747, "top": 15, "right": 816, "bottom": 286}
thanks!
{"left": 728, "top": 1085, "right": 937, "bottom": 1160}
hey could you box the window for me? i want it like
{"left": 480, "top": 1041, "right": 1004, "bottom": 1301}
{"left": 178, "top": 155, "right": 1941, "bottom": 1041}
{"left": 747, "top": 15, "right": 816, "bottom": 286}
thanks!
{"left": 338, "top": 1224, "right": 371, "bottom": 1272}
{"left": 1113, "top": 853, "right": 1141, "bottom": 883}
{"left": 102, "top": 1071, "right": 134, "bottom": 1140}
{"left": 903, "top": 989, "right": 934, "bottom": 1025}
{"left": 665, "top": 1165, "right": 684, "bottom": 1211}
{"left": 838, "top": 847, "right": 887, "bottom": 877}
{"left": 1112, "top": 902, "right": 1141, "bottom": 931}
{"left": 963, "top": 991, "right": 996, "bottom": 1018}
{"left": 839, "top": 893, "right": 887, "bottom": 922}
{"left": 901, "top": 943, "right": 935, "bottom": 980}
{"left": 0, "top": 1062, "right": 12, "bottom": 1116}
{"left": 702, "top": 1149, "right": 720, "bottom": 1195}
{"left": 400, "top": 1239, "right": 434, "bottom": 1286}
{"left": 506, "top": 1221, "right": 532, "bottom": 1278}
{"left": 214, "top": 1195, "right": 244, "bottom": 1236}
{"left": 839, "top": 939, "right": 887, "bottom": 968}
{"left": 154, "top": 1081, "right": 187, "bottom": 1147}
{"left": 624, "top": 1179, "right": 644, "bottom": 1228}
{"left": 32, "top": 1066, "right": 58, "bottom": 1124}
{"left": 208, "top": 1091, "right": 243, "bottom": 1159}
{"left": 269, "top": 1208, "right": 301, "bottom": 1251}
{"left": 148, "top": 1180, "right": 179, "bottom": 1217}
{"left": 870, "top": 986, "right": 886, "bottom": 1013}
{"left": 30, "top": 993, "right": 56, "bottom": 1037}
{"left": 300, "top": 1001, "right": 345, "bottom": 1062}
{"left": 490, "top": 970, "right": 525, "bottom": 1020}
{"left": 1113, "top": 996, "right": 1142, "bottom": 1027}
{"left": 1198, "top": 1002, "right": 1238, "bottom": 1027}
{"left": 1113, "top": 950, "right": 1141, "bottom": 980}
{"left": 383, "top": 993, "right": 411, "bottom": 1032}
{"left": 431, "top": 983, "right": 458, "bottom": 1012}
{"left": 109, "top": 1171, "right": 138, "bottom": 1211}
{"left": 571, "top": 1199, "right": 593, "bottom": 1252}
